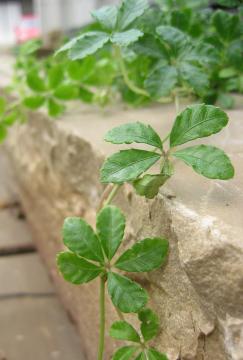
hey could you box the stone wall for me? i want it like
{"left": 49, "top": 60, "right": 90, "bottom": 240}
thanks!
{"left": 5, "top": 103, "right": 243, "bottom": 360}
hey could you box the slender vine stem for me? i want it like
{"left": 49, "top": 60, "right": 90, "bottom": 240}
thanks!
{"left": 98, "top": 276, "right": 106, "bottom": 360}
{"left": 114, "top": 45, "right": 149, "bottom": 98}
{"left": 103, "top": 184, "right": 122, "bottom": 207}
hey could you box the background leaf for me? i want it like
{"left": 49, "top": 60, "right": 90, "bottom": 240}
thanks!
{"left": 173, "top": 145, "right": 234, "bottom": 180}
{"left": 145, "top": 65, "right": 178, "bottom": 99}
{"left": 170, "top": 104, "right": 229, "bottom": 147}
{"left": 100, "top": 149, "right": 161, "bottom": 184}
{"left": 179, "top": 63, "right": 209, "bottom": 95}
{"left": 48, "top": 65, "right": 64, "bottom": 89}
{"left": 63, "top": 217, "right": 104, "bottom": 263}
{"left": 69, "top": 32, "right": 110, "bottom": 60}
{"left": 92, "top": 5, "right": 118, "bottom": 31}
{"left": 133, "top": 174, "right": 169, "bottom": 199}
{"left": 0, "top": 124, "right": 7, "bottom": 143}
{"left": 115, "top": 238, "right": 169, "bottom": 272}
{"left": 57, "top": 252, "right": 102, "bottom": 284}
{"left": 156, "top": 26, "right": 189, "bottom": 57}
{"left": 27, "top": 70, "right": 46, "bottom": 92}
{"left": 0, "top": 97, "right": 6, "bottom": 115}
{"left": 112, "top": 346, "right": 138, "bottom": 360}
{"left": 96, "top": 205, "right": 125, "bottom": 260}
{"left": 111, "top": 29, "right": 144, "bottom": 47}
{"left": 110, "top": 321, "right": 140, "bottom": 342}
{"left": 104, "top": 122, "right": 162, "bottom": 149}
{"left": 138, "top": 308, "right": 159, "bottom": 342}
{"left": 23, "top": 96, "right": 45, "bottom": 109}
{"left": 47, "top": 98, "right": 65, "bottom": 117}
{"left": 108, "top": 272, "right": 148, "bottom": 313}
{"left": 54, "top": 84, "right": 79, "bottom": 100}
{"left": 117, "top": 0, "right": 149, "bottom": 31}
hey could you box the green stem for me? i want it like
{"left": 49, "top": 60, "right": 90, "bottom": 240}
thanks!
{"left": 97, "top": 276, "right": 106, "bottom": 360}
{"left": 115, "top": 306, "right": 125, "bottom": 321}
{"left": 103, "top": 184, "right": 122, "bottom": 207}
{"left": 114, "top": 45, "right": 149, "bottom": 98}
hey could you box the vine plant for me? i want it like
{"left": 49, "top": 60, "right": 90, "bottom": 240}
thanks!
{"left": 57, "top": 103, "right": 234, "bottom": 359}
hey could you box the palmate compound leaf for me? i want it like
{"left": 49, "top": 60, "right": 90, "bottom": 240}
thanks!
{"left": 116, "top": 0, "right": 149, "bottom": 31}
{"left": 57, "top": 252, "right": 102, "bottom": 285}
{"left": 111, "top": 29, "right": 144, "bottom": 47}
{"left": 63, "top": 217, "right": 104, "bottom": 263}
{"left": 104, "top": 122, "right": 162, "bottom": 149}
{"left": 112, "top": 346, "right": 138, "bottom": 360}
{"left": 91, "top": 5, "right": 118, "bottom": 31}
{"left": 96, "top": 206, "right": 125, "bottom": 260}
{"left": 115, "top": 238, "right": 169, "bottom": 272}
{"left": 144, "top": 65, "right": 178, "bottom": 100}
{"left": 133, "top": 174, "right": 169, "bottom": 199}
{"left": 138, "top": 308, "right": 159, "bottom": 342}
{"left": 100, "top": 149, "right": 161, "bottom": 184}
{"left": 107, "top": 272, "right": 148, "bottom": 313}
{"left": 212, "top": 10, "right": 240, "bottom": 42}
{"left": 170, "top": 104, "right": 229, "bottom": 148}
{"left": 110, "top": 321, "right": 140, "bottom": 342}
{"left": 173, "top": 145, "right": 234, "bottom": 180}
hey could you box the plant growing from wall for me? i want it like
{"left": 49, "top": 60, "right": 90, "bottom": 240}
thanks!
{"left": 57, "top": 102, "right": 234, "bottom": 359}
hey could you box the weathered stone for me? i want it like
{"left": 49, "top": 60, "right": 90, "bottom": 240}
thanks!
{"left": 4, "top": 102, "right": 243, "bottom": 360}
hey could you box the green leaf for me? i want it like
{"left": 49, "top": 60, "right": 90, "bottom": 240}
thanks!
{"left": 179, "top": 63, "right": 209, "bottom": 95}
{"left": 145, "top": 66, "right": 178, "bottom": 99}
{"left": 107, "top": 272, "right": 148, "bottom": 313}
{"left": 19, "top": 39, "right": 42, "bottom": 55}
{"left": 133, "top": 174, "right": 169, "bottom": 199}
{"left": 23, "top": 96, "right": 45, "bottom": 109}
{"left": 96, "top": 206, "right": 125, "bottom": 261}
{"left": 132, "top": 34, "right": 169, "bottom": 60}
{"left": 170, "top": 104, "right": 229, "bottom": 147}
{"left": 92, "top": 5, "right": 118, "bottom": 31}
{"left": 0, "top": 97, "right": 6, "bottom": 115}
{"left": 156, "top": 26, "right": 189, "bottom": 57}
{"left": 115, "top": 238, "right": 169, "bottom": 272}
{"left": 100, "top": 150, "right": 161, "bottom": 184}
{"left": 110, "top": 321, "right": 140, "bottom": 342}
{"left": 219, "top": 68, "right": 238, "bottom": 79}
{"left": 184, "top": 43, "right": 220, "bottom": 67}
{"left": 104, "top": 122, "right": 162, "bottom": 149}
{"left": 3, "top": 111, "right": 18, "bottom": 126}
{"left": 117, "top": 0, "right": 149, "bottom": 31}
{"left": 111, "top": 29, "right": 143, "bottom": 47}
{"left": 134, "top": 353, "right": 145, "bottom": 360}
{"left": 217, "top": 93, "right": 234, "bottom": 109}
{"left": 57, "top": 252, "right": 102, "bottom": 285}
{"left": 227, "top": 40, "right": 243, "bottom": 71}
{"left": 0, "top": 124, "right": 7, "bottom": 143}
{"left": 48, "top": 65, "right": 64, "bottom": 89}
{"left": 112, "top": 346, "right": 138, "bottom": 360}
{"left": 69, "top": 32, "right": 110, "bottom": 60}
{"left": 27, "top": 70, "right": 46, "bottom": 92}
{"left": 47, "top": 98, "right": 65, "bottom": 117}
{"left": 63, "top": 217, "right": 104, "bottom": 263}
{"left": 173, "top": 145, "right": 234, "bottom": 180}
{"left": 79, "top": 87, "right": 94, "bottom": 103}
{"left": 54, "top": 84, "right": 79, "bottom": 100}
{"left": 212, "top": 10, "right": 240, "bottom": 42}
{"left": 138, "top": 308, "right": 159, "bottom": 342}
{"left": 216, "top": 0, "right": 240, "bottom": 6}
{"left": 146, "top": 348, "right": 168, "bottom": 360}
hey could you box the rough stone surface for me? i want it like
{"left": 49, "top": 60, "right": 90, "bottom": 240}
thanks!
{"left": 4, "top": 102, "right": 243, "bottom": 360}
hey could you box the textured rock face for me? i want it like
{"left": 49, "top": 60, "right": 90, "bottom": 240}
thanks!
{"left": 5, "top": 104, "right": 243, "bottom": 360}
